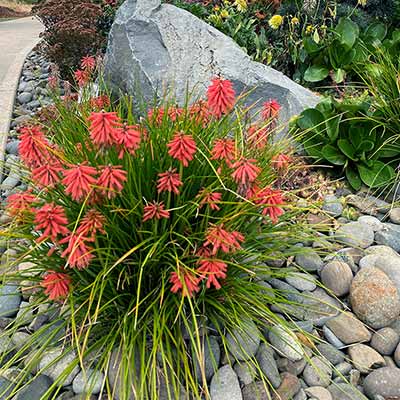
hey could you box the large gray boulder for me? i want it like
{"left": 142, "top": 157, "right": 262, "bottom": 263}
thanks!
{"left": 104, "top": 0, "right": 319, "bottom": 123}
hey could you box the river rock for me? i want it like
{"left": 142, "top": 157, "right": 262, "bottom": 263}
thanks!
{"left": 389, "top": 208, "right": 400, "bottom": 224}
{"left": 0, "top": 284, "right": 22, "bottom": 318}
{"left": 336, "top": 222, "right": 374, "bottom": 249}
{"left": 358, "top": 216, "right": 383, "bottom": 232}
{"left": 255, "top": 344, "right": 281, "bottom": 389}
{"left": 322, "top": 195, "right": 343, "bottom": 217}
{"left": 226, "top": 319, "right": 260, "bottom": 361}
{"left": 272, "top": 372, "right": 300, "bottom": 400}
{"left": 370, "top": 327, "right": 400, "bottom": 355}
{"left": 285, "top": 272, "right": 317, "bottom": 291}
{"left": 241, "top": 381, "right": 270, "bottom": 400}
{"left": 305, "top": 387, "right": 332, "bottom": 400}
{"left": 363, "top": 367, "right": 400, "bottom": 399}
{"left": 350, "top": 267, "right": 400, "bottom": 329}
{"left": 104, "top": 0, "right": 319, "bottom": 127}
{"left": 373, "top": 255, "right": 400, "bottom": 292}
{"left": 320, "top": 261, "right": 353, "bottom": 296}
{"left": 365, "top": 245, "right": 400, "bottom": 258}
{"left": 15, "top": 374, "right": 53, "bottom": 400}
{"left": 295, "top": 249, "right": 324, "bottom": 271}
{"left": 194, "top": 336, "right": 221, "bottom": 382}
{"left": 327, "top": 383, "right": 368, "bottom": 400}
{"left": 268, "top": 325, "right": 303, "bottom": 361}
{"left": 303, "top": 356, "right": 332, "bottom": 387}
{"left": 72, "top": 369, "right": 104, "bottom": 394}
{"left": 348, "top": 344, "right": 386, "bottom": 374}
{"left": 375, "top": 223, "right": 400, "bottom": 253}
{"left": 325, "top": 312, "right": 371, "bottom": 344}
{"left": 316, "top": 343, "right": 345, "bottom": 365}
{"left": 210, "top": 365, "right": 242, "bottom": 400}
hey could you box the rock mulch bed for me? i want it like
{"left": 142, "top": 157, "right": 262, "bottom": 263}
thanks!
{"left": 2, "top": 51, "right": 400, "bottom": 400}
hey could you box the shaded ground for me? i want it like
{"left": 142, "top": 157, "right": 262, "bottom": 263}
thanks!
{"left": 0, "top": 1, "right": 31, "bottom": 19}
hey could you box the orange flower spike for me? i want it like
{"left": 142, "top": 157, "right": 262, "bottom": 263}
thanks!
{"left": 204, "top": 224, "right": 245, "bottom": 255}
{"left": 113, "top": 124, "right": 141, "bottom": 158}
{"left": 18, "top": 125, "right": 50, "bottom": 168}
{"left": 272, "top": 153, "right": 291, "bottom": 171}
{"left": 76, "top": 209, "right": 106, "bottom": 239}
{"left": 231, "top": 158, "right": 261, "bottom": 185}
{"left": 41, "top": 271, "right": 72, "bottom": 301}
{"left": 87, "top": 111, "right": 121, "bottom": 147}
{"left": 34, "top": 203, "right": 70, "bottom": 243}
{"left": 262, "top": 99, "right": 281, "bottom": 120}
{"left": 254, "top": 187, "right": 285, "bottom": 223}
{"left": 96, "top": 165, "right": 128, "bottom": 199}
{"left": 197, "top": 258, "right": 227, "bottom": 289}
{"left": 170, "top": 269, "right": 201, "bottom": 297}
{"left": 7, "top": 190, "right": 37, "bottom": 217}
{"left": 60, "top": 233, "right": 94, "bottom": 269}
{"left": 62, "top": 163, "right": 97, "bottom": 202}
{"left": 211, "top": 138, "right": 236, "bottom": 164}
{"left": 167, "top": 131, "right": 197, "bottom": 167}
{"left": 207, "top": 77, "right": 236, "bottom": 118}
{"left": 157, "top": 169, "right": 183, "bottom": 195}
{"left": 143, "top": 201, "right": 170, "bottom": 222}
{"left": 81, "top": 55, "right": 96, "bottom": 71}
{"left": 32, "top": 163, "right": 63, "bottom": 188}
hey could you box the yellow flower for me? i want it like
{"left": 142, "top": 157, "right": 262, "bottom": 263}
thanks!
{"left": 213, "top": 5, "right": 220, "bottom": 11}
{"left": 358, "top": 0, "right": 367, "bottom": 6}
{"left": 268, "top": 15, "right": 283, "bottom": 30}
{"left": 306, "top": 24, "right": 314, "bottom": 34}
{"left": 234, "top": 0, "right": 248, "bottom": 12}
{"left": 291, "top": 16, "right": 299, "bottom": 25}
{"left": 220, "top": 9, "right": 230, "bottom": 19}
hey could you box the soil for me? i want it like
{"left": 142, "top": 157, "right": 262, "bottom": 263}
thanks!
{"left": 0, "top": 5, "right": 30, "bottom": 19}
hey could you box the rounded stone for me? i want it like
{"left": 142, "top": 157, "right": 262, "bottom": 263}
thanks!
{"left": 316, "top": 343, "right": 345, "bottom": 365}
{"left": 336, "top": 222, "right": 374, "bottom": 249}
{"left": 375, "top": 223, "right": 400, "bottom": 253}
{"left": 17, "top": 92, "right": 33, "bottom": 104}
{"left": 255, "top": 344, "right": 281, "bottom": 388}
{"left": 371, "top": 328, "right": 400, "bottom": 355}
{"left": 72, "top": 368, "right": 104, "bottom": 394}
{"left": 389, "top": 208, "right": 400, "bottom": 224}
{"left": 305, "top": 386, "right": 332, "bottom": 400}
{"left": 295, "top": 250, "right": 324, "bottom": 271}
{"left": 327, "top": 383, "right": 367, "bottom": 400}
{"left": 320, "top": 261, "right": 353, "bottom": 297}
{"left": 210, "top": 365, "right": 242, "bottom": 400}
{"left": 303, "top": 356, "right": 332, "bottom": 387}
{"left": 348, "top": 344, "right": 386, "bottom": 374}
{"left": 322, "top": 195, "right": 343, "bottom": 217}
{"left": 0, "top": 284, "right": 22, "bottom": 318}
{"left": 39, "top": 348, "right": 80, "bottom": 386}
{"left": 226, "top": 318, "right": 260, "bottom": 361}
{"left": 268, "top": 325, "right": 303, "bottom": 362}
{"left": 394, "top": 343, "right": 400, "bottom": 367}
{"left": 285, "top": 272, "right": 317, "bottom": 292}
{"left": 358, "top": 216, "right": 383, "bottom": 232}
{"left": 350, "top": 267, "right": 400, "bottom": 329}
{"left": 363, "top": 367, "right": 400, "bottom": 399}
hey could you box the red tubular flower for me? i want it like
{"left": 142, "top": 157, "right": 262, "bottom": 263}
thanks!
{"left": 143, "top": 201, "right": 170, "bottom": 222}
{"left": 87, "top": 111, "right": 121, "bottom": 147}
{"left": 74, "top": 69, "right": 90, "bottom": 87}
{"left": 157, "top": 169, "right": 183, "bottom": 195}
{"left": 90, "top": 95, "right": 111, "bottom": 110}
{"left": 147, "top": 107, "right": 165, "bottom": 125}
{"left": 170, "top": 269, "right": 200, "bottom": 297}
{"left": 60, "top": 233, "right": 94, "bottom": 269}
{"left": 272, "top": 154, "right": 291, "bottom": 171}
{"left": 113, "top": 124, "right": 142, "bottom": 158}
{"left": 197, "top": 258, "right": 227, "bottom": 290}
{"left": 207, "top": 77, "right": 236, "bottom": 118}
{"left": 198, "top": 189, "right": 222, "bottom": 211}
{"left": 32, "top": 163, "right": 62, "bottom": 188}
{"left": 262, "top": 99, "right": 281, "bottom": 120}
{"left": 204, "top": 224, "right": 244, "bottom": 255}
{"left": 168, "top": 107, "right": 184, "bottom": 122}
{"left": 76, "top": 209, "right": 106, "bottom": 239}
{"left": 248, "top": 125, "right": 269, "bottom": 149}
{"left": 41, "top": 271, "right": 71, "bottom": 300}
{"left": 7, "top": 190, "right": 37, "bottom": 217}
{"left": 18, "top": 125, "right": 50, "bottom": 168}
{"left": 167, "top": 131, "right": 197, "bottom": 167}
{"left": 34, "top": 203, "right": 70, "bottom": 243}
{"left": 189, "top": 100, "right": 211, "bottom": 126}
{"left": 96, "top": 165, "right": 127, "bottom": 199}
{"left": 254, "top": 187, "right": 284, "bottom": 223}
{"left": 62, "top": 163, "right": 97, "bottom": 201}
{"left": 48, "top": 76, "right": 59, "bottom": 90}
{"left": 81, "top": 56, "right": 96, "bottom": 71}
{"left": 231, "top": 158, "right": 261, "bottom": 185}
{"left": 211, "top": 138, "right": 236, "bottom": 165}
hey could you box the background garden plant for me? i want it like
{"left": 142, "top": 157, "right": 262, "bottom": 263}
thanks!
{"left": 0, "top": 67, "right": 323, "bottom": 399}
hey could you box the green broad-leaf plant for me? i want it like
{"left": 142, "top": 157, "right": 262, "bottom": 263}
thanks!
{"left": 295, "top": 96, "right": 400, "bottom": 190}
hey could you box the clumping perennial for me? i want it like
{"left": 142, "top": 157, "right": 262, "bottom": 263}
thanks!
{"left": 197, "top": 258, "right": 227, "bottom": 289}
{"left": 41, "top": 271, "right": 72, "bottom": 301}
{"left": 207, "top": 77, "right": 236, "bottom": 118}
{"left": 96, "top": 165, "right": 128, "bottom": 199}
{"left": 88, "top": 111, "right": 121, "bottom": 147}
{"left": 157, "top": 169, "right": 183, "bottom": 195}
{"left": 254, "top": 187, "right": 285, "bottom": 223}
{"left": 62, "top": 163, "right": 97, "bottom": 201}
{"left": 143, "top": 201, "right": 170, "bottom": 222}
{"left": 204, "top": 224, "right": 245, "bottom": 255}
{"left": 170, "top": 269, "right": 201, "bottom": 297}
{"left": 167, "top": 131, "right": 197, "bottom": 167}
{"left": 34, "top": 203, "right": 70, "bottom": 243}
{"left": 231, "top": 158, "right": 261, "bottom": 185}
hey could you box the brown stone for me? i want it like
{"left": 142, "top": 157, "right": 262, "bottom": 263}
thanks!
{"left": 242, "top": 381, "right": 271, "bottom": 400}
{"left": 272, "top": 372, "right": 300, "bottom": 400}
{"left": 325, "top": 312, "right": 371, "bottom": 344}
{"left": 348, "top": 344, "right": 386, "bottom": 374}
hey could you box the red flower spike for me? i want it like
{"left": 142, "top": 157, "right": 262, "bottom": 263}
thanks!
{"left": 204, "top": 224, "right": 245, "bottom": 255}
{"left": 157, "top": 169, "right": 183, "bottom": 195}
{"left": 189, "top": 100, "right": 211, "bottom": 126}
{"left": 248, "top": 124, "right": 269, "bottom": 149}
{"left": 74, "top": 69, "right": 90, "bottom": 87}
{"left": 62, "top": 163, "right": 97, "bottom": 201}
{"left": 211, "top": 138, "right": 236, "bottom": 165}
{"left": 143, "top": 201, "right": 170, "bottom": 222}
{"left": 87, "top": 111, "right": 121, "bottom": 147}
{"left": 113, "top": 124, "right": 142, "bottom": 159}
{"left": 170, "top": 269, "right": 200, "bottom": 297}
{"left": 60, "top": 233, "right": 94, "bottom": 269}
{"left": 167, "top": 107, "right": 184, "bottom": 122}
{"left": 90, "top": 95, "right": 111, "bottom": 110}
{"left": 6, "top": 190, "right": 37, "bottom": 217}
{"left": 41, "top": 271, "right": 71, "bottom": 301}
{"left": 18, "top": 125, "right": 50, "bottom": 168}
{"left": 48, "top": 76, "right": 59, "bottom": 90}
{"left": 96, "top": 165, "right": 127, "bottom": 199}
{"left": 231, "top": 158, "right": 261, "bottom": 185}
{"left": 81, "top": 56, "right": 96, "bottom": 71}
{"left": 34, "top": 203, "right": 70, "bottom": 243}
{"left": 254, "top": 187, "right": 285, "bottom": 223}
{"left": 167, "top": 131, "right": 197, "bottom": 167}
{"left": 32, "top": 163, "right": 62, "bottom": 188}
{"left": 207, "top": 77, "right": 236, "bottom": 118}
{"left": 262, "top": 99, "right": 281, "bottom": 120}
{"left": 76, "top": 209, "right": 106, "bottom": 239}
{"left": 272, "top": 154, "right": 291, "bottom": 171}
{"left": 147, "top": 107, "right": 165, "bottom": 126}
{"left": 197, "top": 258, "right": 227, "bottom": 290}
{"left": 198, "top": 189, "right": 222, "bottom": 211}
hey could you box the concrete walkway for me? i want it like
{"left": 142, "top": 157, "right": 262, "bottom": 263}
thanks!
{"left": 0, "top": 16, "right": 43, "bottom": 169}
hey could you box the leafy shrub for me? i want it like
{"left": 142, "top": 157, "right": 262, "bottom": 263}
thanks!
{"left": 1, "top": 68, "right": 318, "bottom": 398}
{"left": 294, "top": 96, "right": 400, "bottom": 190}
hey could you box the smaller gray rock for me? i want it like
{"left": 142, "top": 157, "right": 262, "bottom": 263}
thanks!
{"left": 394, "top": 343, "right": 400, "bottom": 366}
{"left": 5, "top": 140, "right": 20, "bottom": 156}
{"left": 327, "top": 383, "right": 368, "bottom": 400}
{"left": 233, "top": 362, "right": 255, "bottom": 386}
{"left": 363, "top": 367, "right": 400, "bottom": 399}
{"left": 15, "top": 375, "right": 53, "bottom": 400}
{"left": 241, "top": 381, "right": 269, "bottom": 400}
{"left": 72, "top": 368, "right": 104, "bottom": 394}
{"left": 305, "top": 386, "right": 332, "bottom": 400}
{"left": 320, "top": 261, "right": 353, "bottom": 297}
{"left": 359, "top": 254, "right": 379, "bottom": 269}
{"left": 348, "top": 344, "right": 386, "bottom": 374}
{"left": 18, "top": 92, "right": 33, "bottom": 104}
{"left": 317, "top": 343, "right": 345, "bottom": 365}
{"left": 255, "top": 344, "right": 281, "bottom": 388}
{"left": 389, "top": 208, "right": 400, "bottom": 224}
{"left": 322, "top": 326, "right": 346, "bottom": 349}
{"left": 366, "top": 245, "right": 400, "bottom": 258}
{"left": 336, "top": 222, "right": 374, "bottom": 249}
{"left": 268, "top": 325, "right": 303, "bottom": 361}
{"left": 303, "top": 356, "right": 332, "bottom": 387}
{"left": 285, "top": 272, "right": 317, "bottom": 292}
{"left": 210, "top": 365, "right": 242, "bottom": 400}
{"left": 322, "top": 195, "right": 343, "bottom": 217}
{"left": 358, "top": 216, "right": 383, "bottom": 232}
{"left": 194, "top": 336, "right": 220, "bottom": 382}
{"left": 226, "top": 319, "right": 260, "bottom": 361}
{"left": 371, "top": 327, "right": 400, "bottom": 355}
{"left": 295, "top": 250, "right": 324, "bottom": 271}
{"left": 333, "top": 361, "right": 352, "bottom": 377}
{"left": 0, "top": 284, "right": 22, "bottom": 318}
{"left": 375, "top": 223, "right": 400, "bottom": 253}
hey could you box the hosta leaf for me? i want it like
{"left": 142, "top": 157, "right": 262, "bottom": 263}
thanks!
{"left": 338, "top": 139, "right": 357, "bottom": 161}
{"left": 322, "top": 144, "right": 346, "bottom": 165}
{"left": 357, "top": 161, "right": 395, "bottom": 188}
{"left": 304, "top": 65, "right": 329, "bottom": 82}
{"left": 336, "top": 17, "right": 359, "bottom": 50}
{"left": 346, "top": 166, "right": 362, "bottom": 190}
